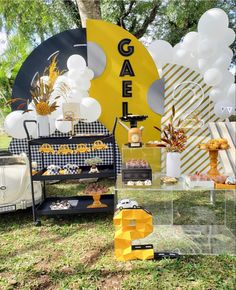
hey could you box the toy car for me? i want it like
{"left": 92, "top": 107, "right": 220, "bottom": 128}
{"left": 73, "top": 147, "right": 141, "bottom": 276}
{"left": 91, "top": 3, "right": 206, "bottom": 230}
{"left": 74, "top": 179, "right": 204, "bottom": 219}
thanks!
{"left": 74, "top": 144, "right": 91, "bottom": 154}
{"left": 92, "top": 140, "right": 108, "bottom": 151}
{"left": 47, "top": 165, "right": 61, "bottom": 175}
{"left": 116, "top": 199, "right": 138, "bottom": 210}
{"left": 39, "top": 143, "right": 55, "bottom": 154}
{"left": 57, "top": 145, "right": 73, "bottom": 155}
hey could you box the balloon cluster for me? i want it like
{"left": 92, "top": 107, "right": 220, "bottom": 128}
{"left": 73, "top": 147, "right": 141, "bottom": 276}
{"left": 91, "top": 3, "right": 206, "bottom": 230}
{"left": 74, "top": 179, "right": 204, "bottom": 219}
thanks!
{"left": 52, "top": 54, "right": 101, "bottom": 133}
{"left": 4, "top": 54, "right": 102, "bottom": 138}
{"left": 148, "top": 8, "right": 235, "bottom": 118}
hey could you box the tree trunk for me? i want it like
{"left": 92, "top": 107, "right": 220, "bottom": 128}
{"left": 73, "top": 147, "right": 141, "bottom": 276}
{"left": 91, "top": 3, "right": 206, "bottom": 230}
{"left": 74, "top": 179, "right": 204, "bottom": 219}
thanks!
{"left": 76, "top": 0, "right": 101, "bottom": 27}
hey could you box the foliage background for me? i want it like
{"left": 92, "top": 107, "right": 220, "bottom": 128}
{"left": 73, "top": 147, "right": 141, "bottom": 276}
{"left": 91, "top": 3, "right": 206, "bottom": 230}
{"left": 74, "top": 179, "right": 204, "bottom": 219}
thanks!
{"left": 0, "top": 0, "right": 235, "bottom": 102}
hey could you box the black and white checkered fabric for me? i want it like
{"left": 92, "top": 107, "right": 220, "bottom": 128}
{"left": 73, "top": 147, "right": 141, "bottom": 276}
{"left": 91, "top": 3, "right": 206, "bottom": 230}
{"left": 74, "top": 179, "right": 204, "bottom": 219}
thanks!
{"left": 9, "top": 121, "right": 122, "bottom": 173}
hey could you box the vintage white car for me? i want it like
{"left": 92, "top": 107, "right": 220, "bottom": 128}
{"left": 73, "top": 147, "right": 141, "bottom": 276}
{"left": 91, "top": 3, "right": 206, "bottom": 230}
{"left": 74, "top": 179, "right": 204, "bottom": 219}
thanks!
{"left": 0, "top": 152, "right": 42, "bottom": 213}
{"left": 116, "top": 199, "right": 138, "bottom": 210}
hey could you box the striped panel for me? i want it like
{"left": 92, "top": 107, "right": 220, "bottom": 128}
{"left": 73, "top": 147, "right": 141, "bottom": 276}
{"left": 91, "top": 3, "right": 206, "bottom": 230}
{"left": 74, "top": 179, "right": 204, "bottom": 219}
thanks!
{"left": 161, "top": 64, "right": 225, "bottom": 175}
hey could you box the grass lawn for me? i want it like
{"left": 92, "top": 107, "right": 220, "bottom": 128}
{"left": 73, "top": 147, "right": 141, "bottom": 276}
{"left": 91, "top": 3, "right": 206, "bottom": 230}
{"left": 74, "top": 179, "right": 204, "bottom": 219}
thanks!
{"left": 0, "top": 182, "right": 235, "bottom": 290}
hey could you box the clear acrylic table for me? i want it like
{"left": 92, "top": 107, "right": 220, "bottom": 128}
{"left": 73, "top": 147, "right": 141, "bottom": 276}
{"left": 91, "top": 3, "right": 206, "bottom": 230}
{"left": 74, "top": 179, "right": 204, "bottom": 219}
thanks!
{"left": 116, "top": 173, "right": 236, "bottom": 255}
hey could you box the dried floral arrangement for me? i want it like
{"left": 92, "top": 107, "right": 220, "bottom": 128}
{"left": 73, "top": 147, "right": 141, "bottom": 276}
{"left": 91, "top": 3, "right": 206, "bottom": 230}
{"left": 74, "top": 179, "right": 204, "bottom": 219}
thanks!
{"left": 8, "top": 55, "right": 68, "bottom": 115}
{"left": 154, "top": 106, "right": 187, "bottom": 153}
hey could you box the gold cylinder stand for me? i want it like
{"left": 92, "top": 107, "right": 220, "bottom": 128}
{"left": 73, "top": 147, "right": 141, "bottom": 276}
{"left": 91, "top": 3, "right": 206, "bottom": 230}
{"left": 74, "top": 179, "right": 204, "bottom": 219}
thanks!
{"left": 87, "top": 194, "right": 108, "bottom": 208}
{"left": 207, "top": 149, "right": 220, "bottom": 177}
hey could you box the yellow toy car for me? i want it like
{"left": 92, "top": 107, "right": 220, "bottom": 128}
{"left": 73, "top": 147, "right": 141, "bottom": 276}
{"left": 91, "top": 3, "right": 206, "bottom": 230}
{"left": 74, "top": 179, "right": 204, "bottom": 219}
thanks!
{"left": 39, "top": 143, "right": 55, "bottom": 154}
{"left": 57, "top": 145, "right": 74, "bottom": 155}
{"left": 74, "top": 144, "right": 91, "bottom": 154}
{"left": 92, "top": 140, "right": 108, "bottom": 151}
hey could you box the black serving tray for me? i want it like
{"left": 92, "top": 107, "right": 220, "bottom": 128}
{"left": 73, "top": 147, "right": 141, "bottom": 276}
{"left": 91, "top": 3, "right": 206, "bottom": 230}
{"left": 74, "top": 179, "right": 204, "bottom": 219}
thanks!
{"left": 32, "top": 165, "right": 115, "bottom": 181}
{"left": 122, "top": 164, "right": 152, "bottom": 182}
{"left": 37, "top": 194, "right": 115, "bottom": 216}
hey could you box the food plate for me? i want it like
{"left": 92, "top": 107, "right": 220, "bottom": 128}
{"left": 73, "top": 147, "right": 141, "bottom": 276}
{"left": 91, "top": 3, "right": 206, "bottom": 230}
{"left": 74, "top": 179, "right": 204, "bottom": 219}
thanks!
{"left": 185, "top": 176, "right": 214, "bottom": 189}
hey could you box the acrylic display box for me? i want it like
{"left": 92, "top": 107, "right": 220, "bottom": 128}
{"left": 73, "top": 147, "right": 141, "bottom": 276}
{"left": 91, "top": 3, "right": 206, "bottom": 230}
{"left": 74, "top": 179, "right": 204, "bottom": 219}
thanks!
{"left": 116, "top": 173, "right": 235, "bottom": 255}
{"left": 121, "top": 145, "right": 162, "bottom": 175}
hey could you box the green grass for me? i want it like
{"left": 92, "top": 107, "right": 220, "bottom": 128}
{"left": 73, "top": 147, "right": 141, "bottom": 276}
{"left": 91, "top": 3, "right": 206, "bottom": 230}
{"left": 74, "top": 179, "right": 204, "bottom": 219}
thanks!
{"left": 0, "top": 182, "right": 235, "bottom": 290}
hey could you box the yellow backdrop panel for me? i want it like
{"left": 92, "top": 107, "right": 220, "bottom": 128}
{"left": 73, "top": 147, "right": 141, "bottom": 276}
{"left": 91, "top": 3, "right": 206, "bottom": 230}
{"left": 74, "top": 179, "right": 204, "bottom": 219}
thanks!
{"left": 87, "top": 20, "right": 161, "bottom": 160}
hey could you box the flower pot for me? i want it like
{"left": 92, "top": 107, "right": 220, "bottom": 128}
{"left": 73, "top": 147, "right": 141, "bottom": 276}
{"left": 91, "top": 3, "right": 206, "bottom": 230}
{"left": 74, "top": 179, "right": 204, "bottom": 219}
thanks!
{"left": 166, "top": 152, "right": 181, "bottom": 178}
{"left": 37, "top": 114, "right": 50, "bottom": 137}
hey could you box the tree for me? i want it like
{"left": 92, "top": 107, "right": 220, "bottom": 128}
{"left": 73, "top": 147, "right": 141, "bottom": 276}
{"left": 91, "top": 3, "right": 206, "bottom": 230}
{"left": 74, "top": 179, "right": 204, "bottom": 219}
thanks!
{"left": 76, "top": 0, "right": 101, "bottom": 27}
{"left": 0, "top": 0, "right": 80, "bottom": 99}
{"left": 154, "top": 0, "right": 236, "bottom": 46}
{"left": 101, "top": 0, "right": 161, "bottom": 39}
{"left": 0, "top": 0, "right": 79, "bottom": 43}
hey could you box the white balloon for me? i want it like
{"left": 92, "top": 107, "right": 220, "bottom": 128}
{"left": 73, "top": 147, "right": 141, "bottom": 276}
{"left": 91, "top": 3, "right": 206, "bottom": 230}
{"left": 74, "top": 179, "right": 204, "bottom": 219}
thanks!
{"left": 183, "top": 32, "right": 199, "bottom": 51}
{"left": 187, "top": 55, "right": 198, "bottom": 70}
{"left": 212, "top": 53, "right": 232, "bottom": 70}
{"left": 83, "top": 67, "right": 94, "bottom": 80}
{"left": 68, "top": 88, "right": 84, "bottom": 103}
{"left": 217, "top": 70, "right": 234, "bottom": 90}
{"left": 148, "top": 40, "right": 173, "bottom": 67}
{"left": 204, "top": 68, "right": 222, "bottom": 86}
{"left": 222, "top": 28, "right": 235, "bottom": 46}
{"left": 226, "top": 83, "right": 236, "bottom": 103}
{"left": 81, "top": 91, "right": 89, "bottom": 98}
{"left": 55, "top": 115, "right": 72, "bottom": 133}
{"left": 214, "top": 100, "right": 235, "bottom": 118}
{"left": 209, "top": 88, "right": 224, "bottom": 103}
{"left": 152, "top": 57, "right": 162, "bottom": 70}
{"left": 173, "top": 48, "right": 189, "bottom": 65}
{"left": 67, "top": 54, "right": 86, "bottom": 72}
{"left": 55, "top": 75, "right": 70, "bottom": 86}
{"left": 67, "top": 69, "right": 83, "bottom": 82}
{"left": 76, "top": 79, "right": 91, "bottom": 91}
{"left": 173, "top": 42, "right": 183, "bottom": 50}
{"left": 198, "top": 8, "right": 229, "bottom": 39}
{"left": 198, "top": 39, "right": 217, "bottom": 59}
{"left": 173, "top": 48, "right": 197, "bottom": 70}
{"left": 67, "top": 78, "right": 77, "bottom": 90}
{"left": 4, "top": 111, "right": 36, "bottom": 139}
{"left": 80, "top": 97, "right": 101, "bottom": 123}
{"left": 198, "top": 58, "right": 213, "bottom": 73}
{"left": 219, "top": 46, "right": 233, "bottom": 60}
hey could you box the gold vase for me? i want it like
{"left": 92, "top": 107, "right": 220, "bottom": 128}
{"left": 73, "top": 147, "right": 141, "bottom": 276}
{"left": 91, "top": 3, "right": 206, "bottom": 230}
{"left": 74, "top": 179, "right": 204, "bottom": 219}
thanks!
{"left": 87, "top": 194, "right": 108, "bottom": 208}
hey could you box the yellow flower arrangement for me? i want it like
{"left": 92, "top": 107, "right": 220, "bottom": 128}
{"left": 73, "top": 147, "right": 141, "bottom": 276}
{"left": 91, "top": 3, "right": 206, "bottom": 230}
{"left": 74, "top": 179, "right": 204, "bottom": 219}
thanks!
{"left": 8, "top": 55, "right": 66, "bottom": 116}
{"left": 30, "top": 55, "right": 63, "bottom": 115}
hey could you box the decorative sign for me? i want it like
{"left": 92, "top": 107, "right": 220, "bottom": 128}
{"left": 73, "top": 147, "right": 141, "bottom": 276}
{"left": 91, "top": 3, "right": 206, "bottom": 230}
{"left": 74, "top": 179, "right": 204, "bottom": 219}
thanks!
{"left": 114, "top": 208, "right": 154, "bottom": 261}
{"left": 87, "top": 20, "right": 162, "bottom": 152}
{"left": 161, "top": 63, "right": 225, "bottom": 175}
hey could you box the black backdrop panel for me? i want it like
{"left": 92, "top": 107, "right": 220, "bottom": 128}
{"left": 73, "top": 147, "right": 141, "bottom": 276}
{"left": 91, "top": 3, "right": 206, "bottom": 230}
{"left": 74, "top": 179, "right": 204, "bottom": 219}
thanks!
{"left": 12, "top": 28, "right": 87, "bottom": 111}
{"left": 10, "top": 28, "right": 122, "bottom": 172}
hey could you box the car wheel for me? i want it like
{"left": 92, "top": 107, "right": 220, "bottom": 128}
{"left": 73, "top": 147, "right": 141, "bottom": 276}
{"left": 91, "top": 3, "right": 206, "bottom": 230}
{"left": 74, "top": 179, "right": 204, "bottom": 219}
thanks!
{"left": 119, "top": 206, "right": 123, "bottom": 210}
{"left": 132, "top": 205, "right": 137, "bottom": 208}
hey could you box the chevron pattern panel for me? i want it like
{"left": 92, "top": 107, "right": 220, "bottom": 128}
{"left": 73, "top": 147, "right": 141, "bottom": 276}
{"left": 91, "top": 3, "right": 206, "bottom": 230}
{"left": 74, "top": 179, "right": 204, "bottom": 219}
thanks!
{"left": 161, "top": 63, "right": 224, "bottom": 175}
